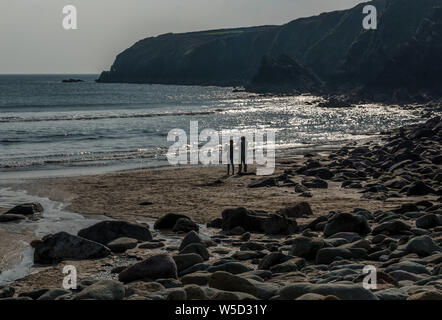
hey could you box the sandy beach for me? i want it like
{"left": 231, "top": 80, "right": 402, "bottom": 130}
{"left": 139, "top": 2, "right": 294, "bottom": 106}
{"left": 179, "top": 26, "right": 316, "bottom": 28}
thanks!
{"left": 15, "top": 153, "right": 429, "bottom": 225}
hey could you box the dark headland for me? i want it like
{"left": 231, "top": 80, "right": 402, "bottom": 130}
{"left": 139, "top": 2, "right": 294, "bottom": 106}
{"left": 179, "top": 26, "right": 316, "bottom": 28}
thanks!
{"left": 97, "top": 0, "right": 442, "bottom": 104}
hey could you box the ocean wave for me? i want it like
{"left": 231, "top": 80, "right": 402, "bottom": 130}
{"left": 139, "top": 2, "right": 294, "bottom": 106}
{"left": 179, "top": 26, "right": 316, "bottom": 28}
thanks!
{"left": 0, "top": 110, "right": 218, "bottom": 123}
{"left": 0, "top": 148, "right": 168, "bottom": 169}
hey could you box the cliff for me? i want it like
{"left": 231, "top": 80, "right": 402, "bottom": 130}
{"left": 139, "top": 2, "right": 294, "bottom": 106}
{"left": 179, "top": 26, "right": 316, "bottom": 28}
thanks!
{"left": 98, "top": 0, "right": 442, "bottom": 100}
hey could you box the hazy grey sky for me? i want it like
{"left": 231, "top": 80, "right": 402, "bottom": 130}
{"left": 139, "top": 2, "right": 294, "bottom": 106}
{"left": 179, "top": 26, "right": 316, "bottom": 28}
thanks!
{"left": 0, "top": 0, "right": 367, "bottom": 74}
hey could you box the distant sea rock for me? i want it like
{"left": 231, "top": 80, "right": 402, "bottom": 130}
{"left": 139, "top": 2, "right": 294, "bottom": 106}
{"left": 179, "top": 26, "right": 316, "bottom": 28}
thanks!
{"left": 62, "top": 79, "right": 84, "bottom": 83}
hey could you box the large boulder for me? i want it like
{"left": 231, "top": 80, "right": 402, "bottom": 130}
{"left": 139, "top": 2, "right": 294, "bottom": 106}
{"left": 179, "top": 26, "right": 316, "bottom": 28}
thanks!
{"left": 222, "top": 208, "right": 297, "bottom": 234}
{"left": 262, "top": 214, "right": 297, "bottom": 235}
{"left": 416, "top": 214, "right": 441, "bottom": 229}
{"left": 118, "top": 254, "right": 178, "bottom": 283}
{"left": 78, "top": 220, "right": 152, "bottom": 245}
{"left": 34, "top": 232, "right": 111, "bottom": 264}
{"left": 323, "top": 213, "right": 371, "bottom": 237}
{"left": 154, "top": 213, "right": 191, "bottom": 229}
{"left": 6, "top": 203, "right": 43, "bottom": 215}
{"left": 405, "top": 236, "right": 441, "bottom": 256}
{"left": 221, "top": 208, "right": 265, "bottom": 232}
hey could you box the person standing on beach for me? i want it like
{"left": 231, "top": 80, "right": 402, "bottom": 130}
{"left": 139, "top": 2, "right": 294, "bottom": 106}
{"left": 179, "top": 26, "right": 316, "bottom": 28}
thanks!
{"left": 227, "top": 139, "right": 234, "bottom": 175}
{"left": 238, "top": 136, "right": 247, "bottom": 174}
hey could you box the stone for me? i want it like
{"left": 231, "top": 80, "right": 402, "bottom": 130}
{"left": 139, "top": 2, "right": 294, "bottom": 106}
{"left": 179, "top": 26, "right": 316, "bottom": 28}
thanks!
{"left": 184, "top": 285, "right": 208, "bottom": 300}
{"left": 207, "top": 218, "right": 223, "bottom": 229}
{"left": 179, "top": 243, "right": 210, "bottom": 260}
{"left": 289, "top": 236, "right": 326, "bottom": 259}
{"left": 407, "top": 291, "right": 442, "bottom": 300}
{"left": 221, "top": 208, "right": 265, "bottom": 232}
{"left": 316, "top": 248, "right": 366, "bottom": 264}
{"left": 323, "top": 213, "right": 371, "bottom": 237}
{"left": 228, "top": 226, "right": 246, "bottom": 235}
{"left": 407, "top": 181, "right": 435, "bottom": 196}
{"left": 179, "top": 231, "right": 205, "bottom": 251}
{"left": 166, "top": 288, "right": 187, "bottom": 300}
{"left": 37, "top": 289, "right": 71, "bottom": 300}
{"left": 33, "top": 232, "right": 111, "bottom": 264}
{"left": 208, "top": 271, "right": 258, "bottom": 297}
{"left": 416, "top": 214, "right": 440, "bottom": 229}
{"left": 138, "top": 242, "right": 165, "bottom": 249}
{"left": 78, "top": 220, "right": 152, "bottom": 245}
{"left": 280, "top": 283, "right": 378, "bottom": 300}
{"left": 73, "top": 280, "right": 125, "bottom": 300}
{"left": 374, "top": 288, "right": 409, "bottom": 300}
{"left": 172, "top": 218, "right": 199, "bottom": 233}
{"left": 210, "top": 290, "right": 258, "bottom": 300}
{"left": 405, "top": 236, "right": 440, "bottom": 256}
{"left": 263, "top": 214, "right": 298, "bottom": 235}
{"left": 118, "top": 254, "right": 178, "bottom": 283}
{"left": 248, "top": 177, "right": 278, "bottom": 188}
{"left": 270, "top": 258, "right": 306, "bottom": 273}
{"left": 303, "top": 167, "right": 334, "bottom": 180}
{"left": 173, "top": 254, "right": 204, "bottom": 272}
{"left": 372, "top": 220, "right": 411, "bottom": 235}
{"left": 258, "top": 252, "right": 291, "bottom": 270}
{"left": 385, "top": 261, "right": 431, "bottom": 275}
{"left": 179, "top": 263, "right": 210, "bottom": 276}
{"left": 125, "top": 281, "right": 166, "bottom": 296}
{"left": 18, "top": 289, "right": 49, "bottom": 300}
{"left": 302, "top": 177, "right": 328, "bottom": 189}
{"left": 296, "top": 293, "right": 329, "bottom": 300}
{"left": 181, "top": 273, "right": 211, "bottom": 286}
{"left": 107, "top": 237, "right": 138, "bottom": 253}
{"left": 0, "top": 286, "right": 15, "bottom": 299}
{"left": 393, "top": 203, "right": 419, "bottom": 214}
{"left": 0, "top": 214, "right": 26, "bottom": 222}
{"left": 207, "top": 262, "right": 253, "bottom": 274}
{"left": 6, "top": 202, "right": 43, "bottom": 215}
{"left": 154, "top": 213, "right": 191, "bottom": 229}
{"left": 279, "top": 202, "right": 313, "bottom": 218}
{"left": 232, "top": 251, "right": 265, "bottom": 261}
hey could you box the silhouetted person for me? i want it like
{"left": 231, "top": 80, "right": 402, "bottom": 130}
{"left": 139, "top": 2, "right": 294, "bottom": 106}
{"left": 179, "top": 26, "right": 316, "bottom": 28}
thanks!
{"left": 227, "top": 139, "right": 234, "bottom": 175}
{"left": 238, "top": 136, "right": 247, "bottom": 174}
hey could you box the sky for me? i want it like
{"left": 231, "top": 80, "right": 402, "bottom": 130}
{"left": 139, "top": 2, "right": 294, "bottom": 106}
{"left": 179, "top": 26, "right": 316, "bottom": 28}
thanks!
{"left": 0, "top": 0, "right": 368, "bottom": 74}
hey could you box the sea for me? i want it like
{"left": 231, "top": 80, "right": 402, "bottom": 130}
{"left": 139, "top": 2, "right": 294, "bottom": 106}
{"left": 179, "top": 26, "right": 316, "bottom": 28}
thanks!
{"left": 0, "top": 74, "right": 426, "bottom": 180}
